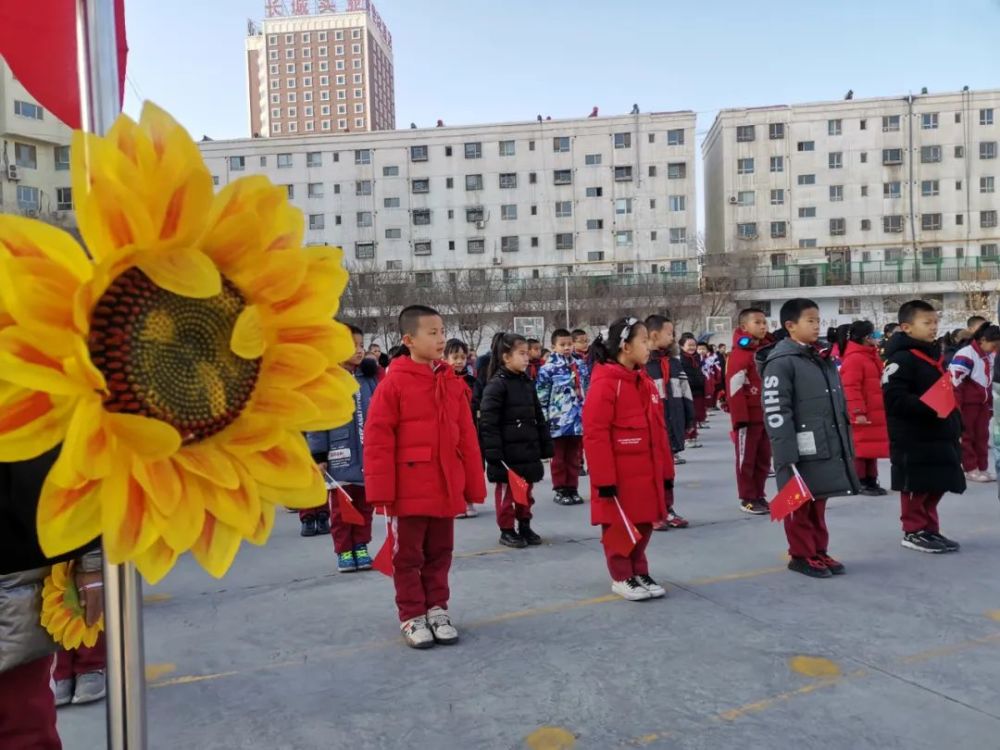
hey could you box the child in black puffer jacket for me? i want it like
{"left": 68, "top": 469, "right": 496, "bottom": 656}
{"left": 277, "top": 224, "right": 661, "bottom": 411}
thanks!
{"left": 478, "top": 332, "right": 554, "bottom": 548}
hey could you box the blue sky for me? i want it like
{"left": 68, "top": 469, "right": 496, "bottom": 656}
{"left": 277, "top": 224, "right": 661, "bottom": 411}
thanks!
{"left": 125, "top": 0, "right": 1000, "bottom": 141}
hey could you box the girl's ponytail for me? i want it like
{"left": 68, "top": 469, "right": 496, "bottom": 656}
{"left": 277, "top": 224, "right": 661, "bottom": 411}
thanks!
{"left": 590, "top": 333, "right": 610, "bottom": 364}
{"left": 487, "top": 331, "right": 527, "bottom": 379}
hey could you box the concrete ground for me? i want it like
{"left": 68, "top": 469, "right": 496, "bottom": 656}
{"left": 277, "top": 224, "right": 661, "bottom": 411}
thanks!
{"left": 59, "top": 409, "right": 1000, "bottom": 750}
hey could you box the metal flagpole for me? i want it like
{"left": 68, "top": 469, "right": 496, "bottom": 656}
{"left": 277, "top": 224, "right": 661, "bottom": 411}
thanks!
{"left": 74, "top": 1, "right": 148, "bottom": 748}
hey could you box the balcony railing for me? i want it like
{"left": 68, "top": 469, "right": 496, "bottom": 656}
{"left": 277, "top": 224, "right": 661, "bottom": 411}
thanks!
{"left": 735, "top": 257, "right": 1000, "bottom": 291}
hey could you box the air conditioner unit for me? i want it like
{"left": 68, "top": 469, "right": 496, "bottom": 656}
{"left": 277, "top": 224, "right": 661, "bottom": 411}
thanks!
{"left": 476, "top": 220, "right": 486, "bottom": 230}
{"left": 492, "top": 257, "right": 502, "bottom": 265}
{"left": 6, "top": 165, "right": 20, "bottom": 181}
{"left": 728, "top": 196, "right": 738, "bottom": 205}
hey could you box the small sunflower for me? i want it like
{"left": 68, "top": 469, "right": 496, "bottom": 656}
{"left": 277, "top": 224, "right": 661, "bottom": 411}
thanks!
{"left": 40, "top": 562, "right": 103, "bottom": 649}
{"left": 0, "top": 103, "right": 357, "bottom": 583}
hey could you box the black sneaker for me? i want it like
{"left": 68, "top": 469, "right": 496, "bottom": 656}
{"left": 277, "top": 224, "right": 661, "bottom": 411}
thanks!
{"left": 569, "top": 490, "right": 585, "bottom": 505}
{"left": 553, "top": 489, "right": 575, "bottom": 506}
{"left": 901, "top": 531, "right": 947, "bottom": 554}
{"left": 788, "top": 556, "right": 832, "bottom": 578}
{"left": 315, "top": 511, "right": 331, "bottom": 535}
{"left": 927, "top": 532, "right": 960, "bottom": 552}
{"left": 300, "top": 515, "right": 317, "bottom": 537}
{"left": 518, "top": 522, "right": 542, "bottom": 546}
{"left": 816, "top": 553, "right": 845, "bottom": 575}
{"left": 741, "top": 499, "right": 769, "bottom": 515}
{"left": 499, "top": 528, "right": 527, "bottom": 548}
{"left": 674, "top": 456, "right": 687, "bottom": 465}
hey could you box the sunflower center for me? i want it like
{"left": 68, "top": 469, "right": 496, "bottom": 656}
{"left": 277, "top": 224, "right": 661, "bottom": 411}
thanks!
{"left": 88, "top": 267, "right": 261, "bottom": 443}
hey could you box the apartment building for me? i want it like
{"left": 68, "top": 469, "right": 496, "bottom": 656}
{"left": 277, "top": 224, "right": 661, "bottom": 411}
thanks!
{"left": 704, "top": 88, "right": 1000, "bottom": 326}
{"left": 200, "top": 110, "right": 699, "bottom": 282}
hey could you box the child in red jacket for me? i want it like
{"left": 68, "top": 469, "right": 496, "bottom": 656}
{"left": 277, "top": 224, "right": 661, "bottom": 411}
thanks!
{"left": 583, "top": 317, "right": 674, "bottom": 602}
{"left": 363, "top": 305, "right": 487, "bottom": 649}
{"left": 838, "top": 320, "right": 890, "bottom": 495}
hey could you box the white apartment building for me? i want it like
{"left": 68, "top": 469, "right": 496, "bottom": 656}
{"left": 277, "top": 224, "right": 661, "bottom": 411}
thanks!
{"left": 0, "top": 58, "right": 74, "bottom": 224}
{"left": 200, "top": 111, "right": 699, "bottom": 281}
{"left": 704, "top": 88, "right": 1000, "bottom": 328}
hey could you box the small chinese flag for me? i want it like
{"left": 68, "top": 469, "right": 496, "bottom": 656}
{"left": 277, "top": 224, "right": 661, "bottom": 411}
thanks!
{"left": 769, "top": 468, "right": 813, "bottom": 522}
{"left": 334, "top": 487, "right": 364, "bottom": 526}
{"left": 503, "top": 463, "right": 531, "bottom": 507}
{"left": 371, "top": 517, "right": 395, "bottom": 577}
{"left": 921, "top": 373, "right": 957, "bottom": 418}
{"left": 602, "top": 497, "right": 641, "bottom": 557}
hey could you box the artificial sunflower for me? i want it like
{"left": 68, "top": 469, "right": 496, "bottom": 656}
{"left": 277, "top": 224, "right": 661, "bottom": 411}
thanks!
{"left": 40, "top": 562, "right": 103, "bottom": 649}
{"left": 0, "top": 102, "right": 357, "bottom": 583}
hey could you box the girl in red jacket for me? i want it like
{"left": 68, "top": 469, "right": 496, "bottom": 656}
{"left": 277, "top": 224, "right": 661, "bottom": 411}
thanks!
{"left": 838, "top": 320, "right": 890, "bottom": 496}
{"left": 583, "top": 317, "right": 674, "bottom": 602}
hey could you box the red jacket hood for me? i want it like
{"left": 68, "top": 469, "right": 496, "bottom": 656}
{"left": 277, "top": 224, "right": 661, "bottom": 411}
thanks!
{"left": 591, "top": 361, "right": 647, "bottom": 385}
{"left": 843, "top": 340, "right": 879, "bottom": 361}
{"left": 388, "top": 355, "right": 455, "bottom": 381}
{"left": 732, "top": 328, "right": 767, "bottom": 350}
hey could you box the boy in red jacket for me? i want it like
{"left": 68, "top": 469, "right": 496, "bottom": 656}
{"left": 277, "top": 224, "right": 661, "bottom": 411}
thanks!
{"left": 363, "top": 305, "right": 487, "bottom": 649}
{"left": 727, "top": 308, "right": 773, "bottom": 515}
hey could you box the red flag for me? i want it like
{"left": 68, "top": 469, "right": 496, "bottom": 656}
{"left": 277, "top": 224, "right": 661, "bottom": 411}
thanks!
{"left": 921, "top": 373, "right": 957, "bottom": 418}
{"left": 371, "top": 518, "right": 394, "bottom": 577}
{"left": 0, "top": 0, "right": 128, "bottom": 129}
{"left": 334, "top": 487, "right": 364, "bottom": 525}
{"left": 769, "top": 468, "right": 813, "bottom": 522}
{"left": 504, "top": 464, "right": 531, "bottom": 507}
{"left": 602, "top": 498, "right": 641, "bottom": 557}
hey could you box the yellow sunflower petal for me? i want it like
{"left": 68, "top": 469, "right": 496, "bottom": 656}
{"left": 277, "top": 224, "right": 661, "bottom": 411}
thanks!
{"left": 132, "top": 457, "right": 182, "bottom": 517}
{"left": 137, "top": 248, "right": 221, "bottom": 299}
{"left": 173, "top": 444, "right": 239, "bottom": 490}
{"left": 101, "top": 466, "right": 159, "bottom": 564}
{"left": 295, "top": 368, "right": 358, "bottom": 431}
{"left": 50, "top": 397, "right": 112, "bottom": 485}
{"left": 105, "top": 413, "right": 181, "bottom": 460}
{"left": 0, "top": 327, "right": 91, "bottom": 395}
{"left": 256, "top": 460, "right": 326, "bottom": 509}
{"left": 249, "top": 386, "right": 320, "bottom": 426}
{"left": 133, "top": 538, "right": 178, "bottom": 585}
{"left": 63, "top": 618, "right": 86, "bottom": 650}
{"left": 259, "top": 343, "right": 328, "bottom": 390}
{"left": 230, "top": 304, "right": 265, "bottom": 359}
{"left": 248, "top": 501, "right": 276, "bottom": 546}
{"left": 0, "top": 256, "right": 87, "bottom": 332}
{"left": 81, "top": 623, "right": 102, "bottom": 649}
{"left": 191, "top": 514, "right": 242, "bottom": 579}
{"left": 0, "top": 215, "right": 93, "bottom": 279}
{"left": 232, "top": 249, "right": 308, "bottom": 305}
{"left": 36, "top": 475, "right": 102, "bottom": 559}
{"left": 219, "top": 413, "right": 283, "bottom": 453}
{"left": 0, "top": 389, "right": 73, "bottom": 462}
{"left": 274, "top": 321, "right": 353, "bottom": 368}
{"left": 232, "top": 430, "right": 315, "bottom": 489}
{"left": 202, "top": 460, "right": 260, "bottom": 537}
{"left": 201, "top": 176, "right": 275, "bottom": 268}
{"left": 149, "top": 471, "right": 205, "bottom": 555}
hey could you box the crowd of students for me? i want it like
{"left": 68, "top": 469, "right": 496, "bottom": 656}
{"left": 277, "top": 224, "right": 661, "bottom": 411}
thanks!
{"left": 297, "top": 297, "right": 985, "bottom": 648}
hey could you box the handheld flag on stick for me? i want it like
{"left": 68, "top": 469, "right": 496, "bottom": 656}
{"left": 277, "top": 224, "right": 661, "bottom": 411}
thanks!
{"left": 602, "top": 497, "right": 641, "bottom": 557}
{"left": 921, "top": 374, "right": 957, "bottom": 418}
{"left": 769, "top": 465, "right": 813, "bottom": 522}
{"left": 323, "top": 471, "right": 364, "bottom": 526}
{"left": 500, "top": 461, "right": 531, "bottom": 506}
{"left": 371, "top": 515, "right": 395, "bottom": 577}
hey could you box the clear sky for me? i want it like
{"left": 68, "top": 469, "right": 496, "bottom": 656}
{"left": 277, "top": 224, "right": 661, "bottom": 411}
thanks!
{"left": 124, "top": 0, "right": 1000, "bottom": 141}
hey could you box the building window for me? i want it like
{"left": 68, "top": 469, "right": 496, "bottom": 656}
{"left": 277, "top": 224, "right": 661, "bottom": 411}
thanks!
{"left": 737, "top": 158, "right": 754, "bottom": 175}
{"left": 956, "top": 214, "right": 965, "bottom": 226}
{"left": 553, "top": 169, "right": 572, "bottom": 185}
{"left": 466, "top": 207, "right": 484, "bottom": 223}
{"left": 667, "top": 128, "right": 684, "bottom": 145}
{"left": 14, "top": 143, "right": 37, "bottom": 169}
{"left": 384, "top": 197, "right": 400, "bottom": 208}
{"left": 383, "top": 165, "right": 399, "bottom": 177}
{"left": 797, "top": 174, "right": 816, "bottom": 186}
{"left": 414, "top": 241, "right": 432, "bottom": 256}
{"left": 861, "top": 219, "right": 871, "bottom": 231}
{"left": 285, "top": 184, "right": 295, "bottom": 199}
{"left": 446, "top": 177, "right": 454, "bottom": 189}
{"left": 736, "top": 222, "right": 757, "bottom": 239}
{"left": 614, "top": 230, "right": 633, "bottom": 247}
{"left": 982, "top": 210, "right": 998, "bottom": 228}
{"left": 355, "top": 149, "right": 371, "bottom": 164}
{"left": 586, "top": 219, "right": 603, "bottom": 230}
{"left": 798, "top": 207, "right": 816, "bottom": 218}
{"left": 882, "top": 148, "right": 903, "bottom": 165}
{"left": 669, "top": 195, "right": 686, "bottom": 211}
{"left": 588, "top": 252, "right": 606, "bottom": 262}
{"left": 920, "top": 145, "right": 942, "bottom": 163}
{"left": 884, "top": 181, "right": 902, "bottom": 198}
{"left": 13, "top": 100, "right": 43, "bottom": 120}
{"left": 737, "top": 190, "right": 754, "bottom": 206}
{"left": 860, "top": 152, "right": 868, "bottom": 163}
{"left": 413, "top": 210, "right": 431, "bottom": 225}
{"left": 839, "top": 298, "right": 861, "bottom": 315}
{"left": 648, "top": 165, "right": 657, "bottom": 177}
{"left": 55, "top": 187, "right": 72, "bottom": 211}
{"left": 614, "top": 132, "right": 631, "bottom": 149}
{"left": 355, "top": 179, "right": 372, "bottom": 195}
{"left": 770, "top": 221, "right": 786, "bottom": 239}
{"left": 980, "top": 108, "right": 995, "bottom": 126}
{"left": 828, "top": 119, "right": 842, "bottom": 136}
{"left": 982, "top": 243, "right": 999, "bottom": 259}
{"left": 828, "top": 152, "right": 843, "bottom": 169}
{"left": 555, "top": 233, "right": 574, "bottom": 250}
{"left": 981, "top": 141, "right": 997, "bottom": 160}
{"left": 277, "top": 153, "right": 293, "bottom": 168}
{"left": 355, "top": 242, "right": 374, "bottom": 260}
{"left": 829, "top": 217, "right": 846, "bottom": 235}
{"left": 921, "top": 179, "right": 940, "bottom": 196}
{"left": 799, "top": 239, "right": 817, "bottom": 248}
{"left": 467, "top": 239, "right": 485, "bottom": 254}
{"left": 411, "top": 178, "right": 430, "bottom": 194}
{"left": 464, "top": 142, "right": 482, "bottom": 159}
{"left": 827, "top": 184, "right": 844, "bottom": 202}
{"left": 882, "top": 114, "right": 901, "bottom": 132}
{"left": 797, "top": 140, "right": 815, "bottom": 152}
{"left": 356, "top": 211, "right": 372, "bottom": 228}
{"left": 229, "top": 156, "right": 246, "bottom": 171}
{"left": 768, "top": 123, "right": 785, "bottom": 140}
{"left": 501, "top": 236, "right": 519, "bottom": 253}
{"left": 410, "top": 145, "right": 428, "bottom": 161}
{"left": 498, "top": 140, "right": 516, "bottom": 157}
{"left": 584, "top": 153, "right": 601, "bottom": 165}
{"left": 667, "top": 162, "right": 686, "bottom": 179}
{"left": 615, "top": 198, "right": 633, "bottom": 214}
{"left": 770, "top": 189, "right": 785, "bottom": 205}
{"left": 309, "top": 214, "right": 326, "bottom": 230}
{"left": 736, "top": 125, "right": 755, "bottom": 142}
{"left": 921, "top": 246, "right": 942, "bottom": 264}
{"left": 413, "top": 272, "right": 433, "bottom": 287}
{"left": 981, "top": 176, "right": 995, "bottom": 193}
{"left": 501, "top": 204, "right": 518, "bottom": 220}
{"left": 769, "top": 156, "right": 784, "bottom": 173}
{"left": 465, "top": 174, "right": 483, "bottom": 191}
{"left": 883, "top": 215, "right": 904, "bottom": 233}
{"left": 54, "top": 145, "right": 70, "bottom": 171}
{"left": 861, "top": 185, "right": 868, "bottom": 197}
{"left": 553, "top": 136, "right": 570, "bottom": 152}
{"left": 555, "top": 201, "right": 573, "bottom": 218}
{"left": 610, "top": 166, "right": 631, "bottom": 182}
{"left": 499, "top": 172, "right": 517, "bottom": 189}
{"left": 307, "top": 182, "right": 324, "bottom": 198}
{"left": 921, "top": 112, "right": 939, "bottom": 129}
{"left": 586, "top": 186, "right": 603, "bottom": 197}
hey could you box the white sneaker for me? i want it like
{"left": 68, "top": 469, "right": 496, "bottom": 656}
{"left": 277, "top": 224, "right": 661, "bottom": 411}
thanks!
{"left": 426, "top": 606, "right": 459, "bottom": 644}
{"left": 611, "top": 577, "right": 652, "bottom": 601}
{"left": 71, "top": 671, "right": 106, "bottom": 704}
{"left": 400, "top": 615, "right": 435, "bottom": 649}
{"left": 464, "top": 503, "right": 479, "bottom": 518}
{"left": 967, "top": 470, "right": 990, "bottom": 483}
{"left": 636, "top": 574, "right": 667, "bottom": 598}
{"left": 54, "top": 679, "right": 73, "bottom": 707}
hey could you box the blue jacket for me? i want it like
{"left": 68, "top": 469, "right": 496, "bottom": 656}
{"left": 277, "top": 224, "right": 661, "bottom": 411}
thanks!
{"left": 536, "top": 353, "right": 590, "bottom": 438}
{"left": 305, "top": 364, "right": 378, "bottom": 485}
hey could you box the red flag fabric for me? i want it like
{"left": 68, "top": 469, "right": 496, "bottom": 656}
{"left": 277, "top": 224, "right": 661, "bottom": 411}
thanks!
{"left": 371, "top": 519, "right": 394, "bottom": 577}
{"left": 602, "top": 498, "right": 641, "bottom": 557}
{"left": 334, "top": 487, "right": 364, "bottom": 525}
{"left": 506, "top": 467, "right": 530, "bottom": 507}
{"left": 921, "top": 373, "right": 957, "bottom": 418}
{"left": 769, "top": 468, "right": 813, "bottom": 522}
{"left": 0, "top": 0, "right": 128, "bottom": 129}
